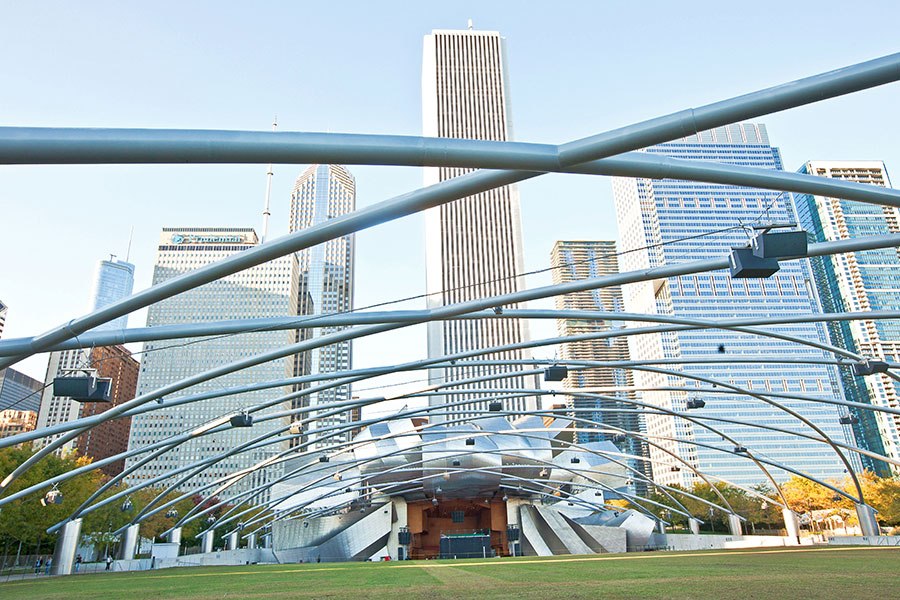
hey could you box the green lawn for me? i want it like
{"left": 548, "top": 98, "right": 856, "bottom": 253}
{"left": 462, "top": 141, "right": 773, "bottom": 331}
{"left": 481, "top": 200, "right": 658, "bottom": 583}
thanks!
{"left": 2, "top": 547, "right": 898, "bottom": 600}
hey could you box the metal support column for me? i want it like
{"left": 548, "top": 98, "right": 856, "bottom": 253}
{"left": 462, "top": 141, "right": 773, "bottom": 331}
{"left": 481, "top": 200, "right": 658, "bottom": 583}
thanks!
{"left": 201, "top": 530, "right": 214, "bottom": 554}
{"left": 727, "top": 514, "right": 743, "bottom": 538}
{"left": 856, "top": 503, "right": 880, "bottom": 538}
{"left": 387, "top": 497, "right": 407, "bottom": 560}
{"left": 226, "top": 531, "right": 239, "bottom": 550}
{"left": 689, "top": 518, "right": 701, "bottom": 535}
{"left": 247, "top": 532, "right": 257, "bottom": 550}
{"left": 167, "top": 527, "right": 182, "bottom": 547}
{"left": 120, "top": 523, "right": 140, "bottom": 560}
{"left": 782, "top": 509, "right": 800, "bottom": 544}
{"left": 50, "top": 518, "right": 82, "bottom": 575}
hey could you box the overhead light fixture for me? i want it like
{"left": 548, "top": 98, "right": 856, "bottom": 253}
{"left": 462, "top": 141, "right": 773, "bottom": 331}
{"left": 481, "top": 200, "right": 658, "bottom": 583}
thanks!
{"left": 729, "top": 247, "right": 779, "bottom": 278}
{"left": 230, "top": 413, "right": 253, "bottom": 427}
{"left": 544, "top": 366, "right": 568, "bottom": 382}
{"left": 41, "top": 489, "right": 63, "bottom": 506}
{"left": 53, "top": 373, "right": 112, "bottom": 403}
{"left": 839, "top": 414, "right": 860, "bottom": 425}
{"left": 853, "top": 360, "right": 890, "bottom": 376}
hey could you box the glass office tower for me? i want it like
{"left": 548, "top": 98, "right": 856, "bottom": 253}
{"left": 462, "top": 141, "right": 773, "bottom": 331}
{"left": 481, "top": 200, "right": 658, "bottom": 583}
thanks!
{"left": 613, "top": 123, "right": 852, "bottom": 487}
{"left": 289, "top": 165, "right": 356, "bottom": 448}
{"left": 88, "top": 257, "right": 135, "bottom": 331}
{"left": 793, "top": 160, "right": 900, "bottom": 475}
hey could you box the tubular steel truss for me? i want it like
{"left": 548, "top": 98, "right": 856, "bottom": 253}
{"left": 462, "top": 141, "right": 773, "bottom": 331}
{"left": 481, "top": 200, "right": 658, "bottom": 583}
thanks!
{"left": 1, "top": 51, "right": 899, "bottom": 543}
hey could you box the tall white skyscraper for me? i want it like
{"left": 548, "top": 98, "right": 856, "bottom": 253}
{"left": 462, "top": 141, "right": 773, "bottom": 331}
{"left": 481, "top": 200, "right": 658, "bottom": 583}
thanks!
{"left": 37, "top": 257, "right": 136, "bottom": 452}
{"left": 793, "top": 160, "right": 900, "bottom": 475}
{"left": 289, "top": 165, "right": 356, "bottom": 448}
{"left": 125, "top": 228, "right": 295, "bottom": 501}
{"left": 613, "top": 123, "right": 852, "bottom": 487}
{"left": 422, "top": 28, "right": 538, "bottom": 421}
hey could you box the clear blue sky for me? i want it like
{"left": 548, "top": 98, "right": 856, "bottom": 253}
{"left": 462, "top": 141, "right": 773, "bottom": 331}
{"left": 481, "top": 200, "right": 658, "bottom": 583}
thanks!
{"left": 2, "top": 1, "right": 899, "bottom": 391}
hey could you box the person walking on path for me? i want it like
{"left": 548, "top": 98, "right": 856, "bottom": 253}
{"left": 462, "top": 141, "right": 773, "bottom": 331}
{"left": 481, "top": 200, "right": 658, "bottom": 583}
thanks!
{"left": 75, "top": 554, "right": 82, "bottom": 573}
{"left": 105, "top": 555, "right": 113, "bottom": 571}
{"left": 34, "top": 557, "right": 42, "bottom": 574}
{"left": 44, "top": 558, "right": 52, "bottom": 575}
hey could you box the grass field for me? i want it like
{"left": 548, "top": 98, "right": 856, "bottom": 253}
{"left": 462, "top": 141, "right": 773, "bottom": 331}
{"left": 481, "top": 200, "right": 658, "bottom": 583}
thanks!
{"left": 2, "top": 547, "right": 898, "bottom": 600}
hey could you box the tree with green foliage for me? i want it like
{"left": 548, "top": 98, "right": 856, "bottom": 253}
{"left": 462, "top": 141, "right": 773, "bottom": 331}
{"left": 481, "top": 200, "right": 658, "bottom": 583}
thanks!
{"left": 0, "top": 444, "right": 104, "bottom": 558}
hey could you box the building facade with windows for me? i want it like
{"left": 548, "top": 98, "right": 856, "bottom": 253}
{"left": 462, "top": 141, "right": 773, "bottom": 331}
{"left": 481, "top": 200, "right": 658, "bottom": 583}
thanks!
{"left": 124, "top": 228, "right": 295, "bottom": 501}
{"left": 792, "top": 160, "right": 900, "bottom": 475}
{"left": 74, "top": 344, "right": 139, "bottom": 476}
{"left": 550, "top": 240, "right": 651, "bottom": 495}
{"left": 422, "top": 28, "right": 538, "bottom": 421}
{"left": 0, "top": 367, "right": 42, "bottom": 412}
{"left": 289, "top": 165, "right": 356, "bottom": 448}
{"left": 613, "top": 123, "right": 852, "bottom": 487}
{"left": 0, "top": 367, "right": 42, "bottom": 440}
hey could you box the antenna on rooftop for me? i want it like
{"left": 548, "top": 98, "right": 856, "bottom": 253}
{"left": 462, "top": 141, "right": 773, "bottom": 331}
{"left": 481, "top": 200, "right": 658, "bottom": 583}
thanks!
{"left": 125, "top": 226, "right": 134, "bottom": 262}
{"left": 467, "top": 18, "right": 473, "bottom": 30}
{"left": 261, "top": 116, "right": 277, "bottom": 243}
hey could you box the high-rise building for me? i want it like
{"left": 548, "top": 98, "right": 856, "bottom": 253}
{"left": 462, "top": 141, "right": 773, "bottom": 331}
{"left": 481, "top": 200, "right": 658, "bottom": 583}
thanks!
{"left": 125, "top": 228, "right": 295, "bottom": 502}
{"left": 550, "top": 241, "right": 651, "bottom": 494}
{"left": 422, "top": 27, "right": 538, "bottom": 421}
{"left": 89, "top": 258, "right": 136, "bottom": 331}
{"left": 289, "top": 165, "right": 356, "bottom": 448}
{"left": 613, "top": 123, "right": 852, "bottom": 487}
{"left": 37, "top": 256, "right": 136, "bottom": 452}
{"left": 0, "top": 367, "right": 42, "bottom": 441}
{"left": 74, "top": 345, "right": 139, "bottom": 476}
{"left": 792, "top": 160, "right": 900, "bottom": 475}
{"left": 0, "top": 367, "right": 42, "bottom": 412}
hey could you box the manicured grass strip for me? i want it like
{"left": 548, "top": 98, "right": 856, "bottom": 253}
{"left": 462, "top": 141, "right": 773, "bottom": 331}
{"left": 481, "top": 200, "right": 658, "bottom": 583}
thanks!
{"left": 2, "top": 546, "right": 898, "bottom": 600}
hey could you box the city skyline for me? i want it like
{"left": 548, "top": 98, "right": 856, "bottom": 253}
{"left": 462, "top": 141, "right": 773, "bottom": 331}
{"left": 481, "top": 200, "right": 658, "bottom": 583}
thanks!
{"left": 1, "top": 8, "right": 899, "bottom": 571}
{"left": 2, "top": 3, "right": 898, "bottom": 393}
